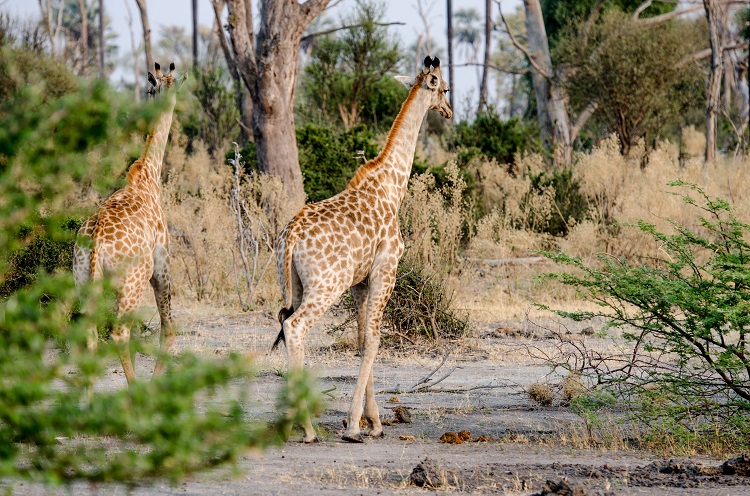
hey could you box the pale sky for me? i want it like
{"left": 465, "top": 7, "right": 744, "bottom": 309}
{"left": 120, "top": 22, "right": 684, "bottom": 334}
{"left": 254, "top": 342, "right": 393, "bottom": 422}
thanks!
{"left": 3, "top": 0, "right": 522, "bottom": 118}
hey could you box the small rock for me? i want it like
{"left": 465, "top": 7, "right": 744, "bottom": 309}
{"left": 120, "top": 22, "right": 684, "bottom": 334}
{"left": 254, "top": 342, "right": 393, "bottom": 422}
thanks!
{"left": 410, "top": 457, "right": 448, "bottom": 488}
{"left": 399, "top": 435, "right": 416, "bottom": 441}
{"left": 392, "top": 406, "right": 411, "bottom": 424}
{"left": 440, "top": 432, "right": 462, "bottom": 444}
{"left": 457, "top": 430, "right": 472, "bottom": 441}
{"left": 388, "top": 396, "right": 400, "bottom": 403}
{"left": 581, "top": 326, "right": 595, "bottom": 336}
{"left": 721, "top": 454, "right": 750, "bottom": 476}
{"left": 533, "top": 478, "right": 588, "bottom": 496}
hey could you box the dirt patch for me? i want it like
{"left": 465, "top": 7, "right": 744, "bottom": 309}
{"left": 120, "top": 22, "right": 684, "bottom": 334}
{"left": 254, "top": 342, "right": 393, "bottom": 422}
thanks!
{"left": 8, "top": 308, "right": 750, "bottom": 495}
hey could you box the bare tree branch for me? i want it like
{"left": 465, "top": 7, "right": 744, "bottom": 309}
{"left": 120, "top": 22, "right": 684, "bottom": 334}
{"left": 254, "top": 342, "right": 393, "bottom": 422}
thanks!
{"left": 571, "top": 102, "right": 598, "bottom": 143}
{"left": 639, "top": 5, "right": 703, "bottom": 26}
{"left": 455, "top": 61, "right": 529, "bottom": 75}
{"left": 632, "top": 0, "right": 653, "bottom": 19}
{"left": 496, "top": 0, "right": 551, "bottom": 80}
{"left": 300, "top": 21, "right": 405, "bottom": 43}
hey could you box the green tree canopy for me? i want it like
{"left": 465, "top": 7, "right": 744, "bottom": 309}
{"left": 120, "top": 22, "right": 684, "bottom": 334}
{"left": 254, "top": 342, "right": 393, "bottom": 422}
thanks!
{"left": 299, "top": 0, "right": 403, "bottom": 131}
{"left": 555, "top": 11, "right": 706, "bottom": 155}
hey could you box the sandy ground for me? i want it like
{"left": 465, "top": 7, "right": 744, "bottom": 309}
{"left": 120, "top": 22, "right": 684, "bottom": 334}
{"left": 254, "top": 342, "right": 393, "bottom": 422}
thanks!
{"left": 7, "top": 308, "right": 750, "bottom": 495}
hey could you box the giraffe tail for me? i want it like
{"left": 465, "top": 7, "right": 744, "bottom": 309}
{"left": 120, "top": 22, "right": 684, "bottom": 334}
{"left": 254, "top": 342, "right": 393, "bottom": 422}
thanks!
{"left": 272, "top": 231, "right": 298, "bottom": 352}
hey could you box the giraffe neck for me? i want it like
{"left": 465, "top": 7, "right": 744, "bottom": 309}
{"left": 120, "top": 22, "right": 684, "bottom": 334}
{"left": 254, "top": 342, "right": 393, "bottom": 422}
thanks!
{"left": 127, "top": 94, "right": 176, "bottom": 193}
{"left": 347, "top": 80, "right": 431, "bottom": 206}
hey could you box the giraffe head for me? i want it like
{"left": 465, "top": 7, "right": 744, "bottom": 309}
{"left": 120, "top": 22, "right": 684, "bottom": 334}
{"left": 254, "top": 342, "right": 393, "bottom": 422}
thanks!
{"left": 146, "top": 62, "right": 187, "bottom": 98}
{"left": 395, "top": 56, "right": 452, "bottom": 120}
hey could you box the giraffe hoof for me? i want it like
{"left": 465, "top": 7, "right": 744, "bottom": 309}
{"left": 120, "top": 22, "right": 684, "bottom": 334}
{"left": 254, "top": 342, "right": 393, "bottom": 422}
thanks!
{"left": 342, "top": 433, "right": 365, "bottom": 443}
{"left": 367, "top": 430, "right": 385, "bottom": 438}
{"left": 303, "top": 436, "right": 320, "bottom": 444}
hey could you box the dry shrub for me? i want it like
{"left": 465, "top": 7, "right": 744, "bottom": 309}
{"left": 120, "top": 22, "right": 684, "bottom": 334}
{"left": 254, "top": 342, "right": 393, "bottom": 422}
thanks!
{"left": 527, "top": 382, "right": 554, "bottom": 406}
{"left": 561, "top": 373, "right": 586, "bottom": 402}
{"left": 400, "top": 161, "right": 466, "bottom": 271}
{"left": 162, "top": 137, "right": 285, "bottom": 308}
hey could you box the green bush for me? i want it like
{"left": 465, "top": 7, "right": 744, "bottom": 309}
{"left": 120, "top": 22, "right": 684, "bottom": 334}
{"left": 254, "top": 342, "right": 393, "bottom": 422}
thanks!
{"left": 0, "top": 52, "right": 319, "bottom": 485}
{"left": 297, "top": 123, "right": 380, "bottom": 202}
{"left": 450, "top": 110, "right": 539, "bottom": 169}
{"left": 543, "top": 181, "right": 750, "bottom": 450}
{"left": 526, "top": 167, "right": 588, "bottom": 236}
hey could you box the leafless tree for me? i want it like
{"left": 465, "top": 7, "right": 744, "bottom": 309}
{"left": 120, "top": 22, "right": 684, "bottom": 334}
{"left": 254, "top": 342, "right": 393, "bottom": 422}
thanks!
{"left": 38, "top": 0, "right": 64, "bottom": 53}
{"left": 704, "top": 0, "right": 724, "bottom": 162}
{"left": 214, "top": 0, "right": 331, "bottom": 208}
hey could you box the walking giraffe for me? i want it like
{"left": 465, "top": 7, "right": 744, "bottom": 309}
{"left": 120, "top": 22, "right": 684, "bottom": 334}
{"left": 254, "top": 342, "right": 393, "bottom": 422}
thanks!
{"left": 274, "top": 56, "right": 452, "bottom": 443}
{"left": 73, "top": 62, "right": 185, "bottom": 384}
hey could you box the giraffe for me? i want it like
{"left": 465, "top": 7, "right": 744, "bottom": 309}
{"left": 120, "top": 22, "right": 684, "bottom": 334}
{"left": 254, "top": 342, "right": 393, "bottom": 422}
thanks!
{"left": 273, "top": 56, "right": 452, "bottom": 443}
{"left": 73, "top": 62, "right": 185, "bottom": 384}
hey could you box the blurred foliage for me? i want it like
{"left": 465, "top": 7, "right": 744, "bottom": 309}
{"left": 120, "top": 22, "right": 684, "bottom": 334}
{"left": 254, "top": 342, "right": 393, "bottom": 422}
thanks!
{"left": 555, "top": 11, "right": 706, "bottom": 155}
{"left": 297, "top": 123, "right": 380, "bottom": 202}
{"left": 299, "top": 0, "right": 403, "bottom": 131}
{"left": 0, "top": 47, "right": 319, "bottom": 485}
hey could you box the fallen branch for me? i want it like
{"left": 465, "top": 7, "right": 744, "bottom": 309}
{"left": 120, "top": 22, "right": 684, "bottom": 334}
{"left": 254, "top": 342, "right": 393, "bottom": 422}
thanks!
{"left": 466, "top": 256, "right": 547, "bottom": 267}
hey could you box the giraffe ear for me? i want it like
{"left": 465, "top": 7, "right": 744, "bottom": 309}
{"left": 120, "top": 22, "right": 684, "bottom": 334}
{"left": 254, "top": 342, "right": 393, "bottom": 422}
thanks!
{"left": 426, "top": 74, "right": 439, "bottom": 89}
{"left": 168, "top": 62, "right": 175, "bottom": 75}
{"left": 147, "top": 71, "right": 157, "bottom": 87}
{"left": 394, "top": 75, "right": 416, "bottom": 89}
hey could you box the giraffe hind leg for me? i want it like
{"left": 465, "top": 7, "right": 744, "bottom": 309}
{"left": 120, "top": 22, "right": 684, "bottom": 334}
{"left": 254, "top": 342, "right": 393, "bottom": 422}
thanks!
{"left": 151, "top": 245, "right": 174, "bottom": 378}
{"left": 351, "top": 282, "right": 383, "bottom": 438}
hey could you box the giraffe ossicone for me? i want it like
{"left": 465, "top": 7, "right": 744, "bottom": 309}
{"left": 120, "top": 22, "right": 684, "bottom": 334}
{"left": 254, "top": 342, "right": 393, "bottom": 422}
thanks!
{"left": 274, "top": 56, "right": 452, "bottom": 443}
{"left": 73, "top": 62, "right": 185, "bottom": 385}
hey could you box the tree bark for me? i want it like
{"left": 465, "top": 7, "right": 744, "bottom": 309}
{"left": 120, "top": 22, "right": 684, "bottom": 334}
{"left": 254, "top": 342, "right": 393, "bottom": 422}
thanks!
{"left": 78, "top": 0, "right": 88, "bottom": 75}
{"left": 446, "top": 0, "right": 455, "bottom": 112}
{"left": 522, "top": 0, "right": 571, "bottom": 165}
{"left": 192, "top": 0, "right": 199, "bottom": 67}
{"left": 478, "top": 0, "right": 491, "bottom": 112}
{"left": 99, "top": 0, "right": 104, "bottom": 72}
{"left": 134, "top": 0, "right": 154, "bottom": 74}
{"left": 704, "top": 0, "right": 723, "bottom": 162}
{"left": 225, "top": 0, "right": 330, "bottom": 207}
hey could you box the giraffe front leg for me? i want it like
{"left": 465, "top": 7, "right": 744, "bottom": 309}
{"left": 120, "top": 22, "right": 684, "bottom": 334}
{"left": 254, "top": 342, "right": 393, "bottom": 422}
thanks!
{"left": 151, "top": 245, "right": 175, "bottom": 378}
{"left": 351, "top": 282, "right": 383, "bottom": 438}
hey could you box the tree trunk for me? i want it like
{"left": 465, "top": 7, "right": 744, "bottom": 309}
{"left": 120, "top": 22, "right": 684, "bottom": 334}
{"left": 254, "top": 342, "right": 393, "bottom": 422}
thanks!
{"left": 78, "top": 0, "right": 88, "bottom": 75}
{"left": 192, "top": 0, "right": 199, "bottom": 67}
{"left": 134, "top": 0, "right": 154, "bottom": 73}
{"left": 704, "top": 0, "right": 723, "bottom": 162}
{"left": 226, "top": 0, "right": 330, "bottom": 207}
{"left": 446, "top": 0, "right": 455, "bottom": 112}
{"left": 98, "top": 0, "right": 104, "bottom": 72}
{"left": 478, "top": 0, "right": 491, "bottom": 112}
{"left": 523, "top": 0, "right": 571, "bottom": 165}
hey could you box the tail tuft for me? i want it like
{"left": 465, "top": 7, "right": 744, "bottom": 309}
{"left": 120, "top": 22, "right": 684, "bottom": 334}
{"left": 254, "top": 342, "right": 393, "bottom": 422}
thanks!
{"left": 272, "top": 307, "right": 294, "bottom": 351}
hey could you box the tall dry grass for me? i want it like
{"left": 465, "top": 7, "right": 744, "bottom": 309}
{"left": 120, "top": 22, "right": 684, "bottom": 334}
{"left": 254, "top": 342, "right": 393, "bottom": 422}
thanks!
{"left": 162, "top": 132, "right": 286, "bottom": 310}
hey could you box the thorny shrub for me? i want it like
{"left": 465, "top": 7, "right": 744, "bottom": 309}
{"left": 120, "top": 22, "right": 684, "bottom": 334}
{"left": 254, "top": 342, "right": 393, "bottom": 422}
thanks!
{"left": 542, "top": 182, "right": 750, "bottom": 451}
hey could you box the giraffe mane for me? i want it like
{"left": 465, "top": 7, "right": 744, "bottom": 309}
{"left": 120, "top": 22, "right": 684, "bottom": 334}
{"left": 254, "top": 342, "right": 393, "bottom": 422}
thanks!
{"left": 346, "top": 72, "right": 428, "bottom": 190}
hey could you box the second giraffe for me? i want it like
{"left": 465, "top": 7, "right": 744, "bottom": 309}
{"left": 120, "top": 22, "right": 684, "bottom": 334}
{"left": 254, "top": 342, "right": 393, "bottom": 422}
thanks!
{"left": 274, "top": 56, "right": 452, "bottom": 443}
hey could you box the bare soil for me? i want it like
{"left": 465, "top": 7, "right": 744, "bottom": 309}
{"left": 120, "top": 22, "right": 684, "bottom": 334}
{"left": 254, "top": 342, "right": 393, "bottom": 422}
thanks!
{"left": 10, "top": 308, "right": 750, "bottom": 495}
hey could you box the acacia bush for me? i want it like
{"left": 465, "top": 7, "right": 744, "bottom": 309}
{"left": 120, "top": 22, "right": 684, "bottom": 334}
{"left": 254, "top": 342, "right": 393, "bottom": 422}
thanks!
{"left": 543, "top": 182, "right": 750, "bottom": 449}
